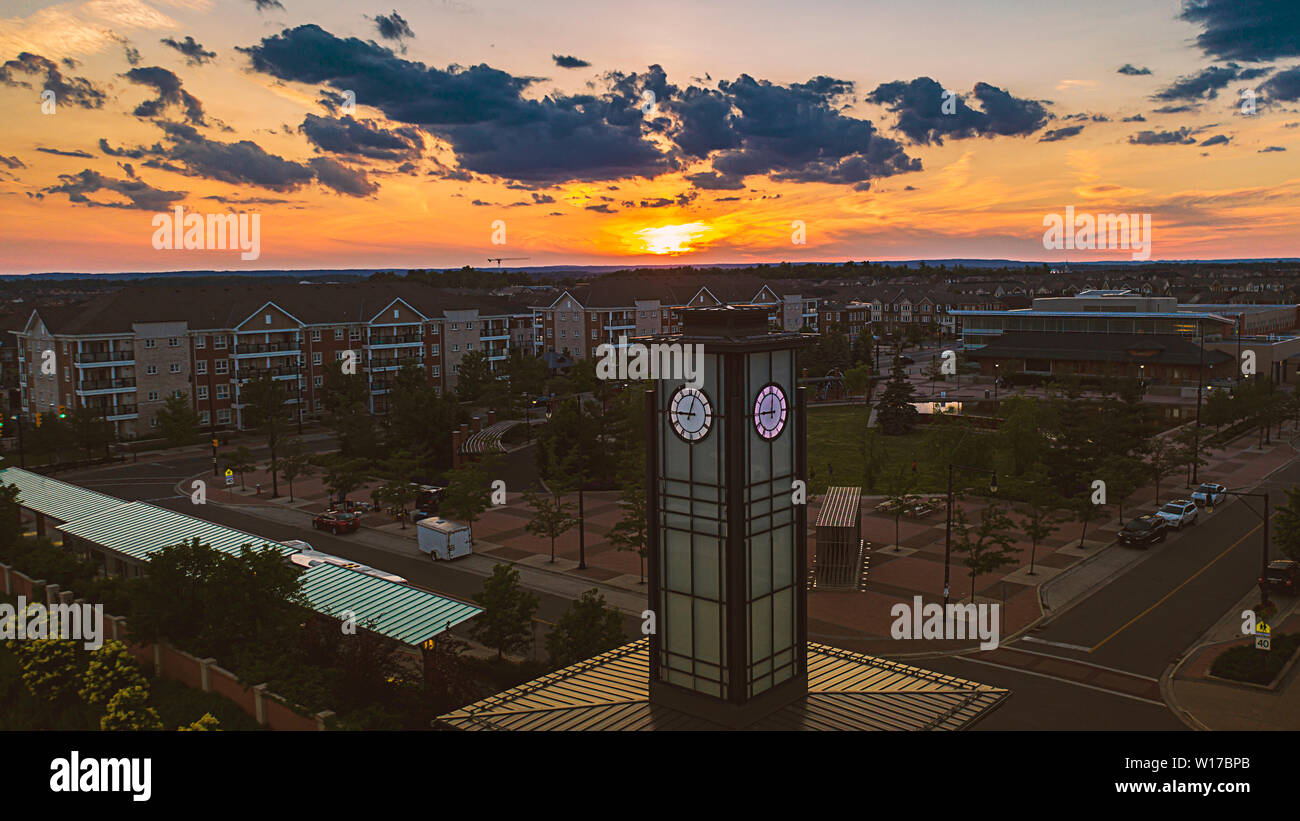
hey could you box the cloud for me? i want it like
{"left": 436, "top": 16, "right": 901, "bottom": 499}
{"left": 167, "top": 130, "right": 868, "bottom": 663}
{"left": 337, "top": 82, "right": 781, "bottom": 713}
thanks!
{"left": 373, "top": 11, "right": 414, "bottom": 49}
{"left": 160, "top": 35, "right": 216, "bottom": 66}
{"left": 0, "top": 52, "right": 105, "bottom": 108}
{"left": 0, "top": 155, "right": 25, "bottom": 169}
{"left": 531, "top": 192, "right": 555, "bottom": 203}
{"left": 1260, "top": 66, "right": 1300, "bottom": 102}
{"left": 298, "top": 114, "right": 423, "bottom": 160}
{"left": 1199, "top": 134, "right": 1231, "bottom": 146}
{"left": 307, "top": 156, "right": 378, "bottom": 196}
{"left": 1122, "top": 114, "right": 1147, "bottom": 122}
{"left": 251, "top": 0, "right": 285, "bottom": 11}
{"left": 866, "top": 76, "right": 1051, "bottom": 145}
{"left": 1153, "top": 104, "right": 1197, "bottom": 114}
{"left": 123, "top": 66, "right": 207, "bottom": 125}
{"left": 1259, "top": 145, "right": 1286, "bottom": 152}
{"left": 0, "top": 0, "right": 182, "bottom": 60}
{"left": 1117, "top": 64, "right": 1152, "bottom": 76}
{"left": 585, "top": 203, "right": 617, "bottom": 213}
{"left": 1039, "top": 125, "right": 1084, "bottom": 142}
{"left": 1153, "top": 63, "right": 1253, "bottom": 102}
{"left": 1180, "top": 0, "right": 1300, "bottom": 62}
{"left": 553, "top": 54, "right": 590, "bottom": 68}
{"left": 1128, "top": 127, "right": 1197, "bottom": 145}
{"left": 42, "top": 168, "right": 185, "bottom": 210}
{"left": 36, "top": 146, "right": 94, "bottom": 158}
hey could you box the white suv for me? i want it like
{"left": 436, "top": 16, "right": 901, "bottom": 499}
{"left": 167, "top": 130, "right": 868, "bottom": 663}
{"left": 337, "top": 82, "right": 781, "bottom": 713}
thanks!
{"left": 1156, "top": 500, "right": 1199, "bottom": 530}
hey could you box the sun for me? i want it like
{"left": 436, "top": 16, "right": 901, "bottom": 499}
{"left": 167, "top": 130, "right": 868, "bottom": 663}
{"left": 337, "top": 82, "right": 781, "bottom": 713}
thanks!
{"left": 634, "top": 222, "right": 712, "bottom": 255}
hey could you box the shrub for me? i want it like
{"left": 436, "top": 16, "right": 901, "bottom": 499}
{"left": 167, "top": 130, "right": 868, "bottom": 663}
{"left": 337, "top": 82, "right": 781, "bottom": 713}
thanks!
{"left": 1210, "top": 633, "right": 1299, "bottom": 685}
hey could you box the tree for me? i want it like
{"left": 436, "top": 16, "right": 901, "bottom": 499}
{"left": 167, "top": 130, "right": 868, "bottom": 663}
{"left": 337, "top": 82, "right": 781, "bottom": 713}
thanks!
{"left": 469, "top": 564, "right": 539, "bottom": 659}
{"left": 997, "top": 395, "right": 1048, "bottom": 477}
{"left": 320, "top": 359, "right": 378, "bottom": 459}
{"left": 179, "top": 713, "right": 221, "bottom": 731}
{"left": 876, "top": 356, "right": 919, "bottom": 435}
{"left": 321, "top": 456, "right": 368, "bottom": 505}
{"left": 227, "top": 446, "right": 256, "bottom": 491}
{"left": 277, "top": 438, "right": 314, "bottom": 503}
{"left": 882, "top": 461, "right": 916, "bottom": 552}
{"left": 1098, "top": 453, "right": 1145, "bottom": 525}
{"left": 1146, "top": 433, "right": 1185, "bottom": 506}
{"left": 843, "top": 363, "right": 873, "bottom": 402}
{"left": 421, "top": 634, "right": 480, "bottom": 714}
{"left": 65, "top": 405, "right": 115, "bottom": 460}
{"left": 376, "top": 478, "right": 419, "bottom": 528}
{"left": 858, "top": 417, "right": 885, "bottom": 492}
{"left": 100, "top": 685, "right": 163, "bottom": 731}
{"left": 606, "top": 470, "right": 647, "bottom": 583}
{"left": 79, "top": 641, "right": 148, "bottom": 706}
{"left": 155, "top": 393, "right": 200, "bottom": 448}
{"left": 442, "top": 456, "right": 500, "bottom": 537}
{"left": 456, "top": 350, "right": 495, "bottom": 401}
{"left": 1275, "top": 485, "right": 1300, "bottom": 561}
{"left": 849, "top": 330, "right": 873, "bottom": 369}
{"left": 544, "top": 588, "right": 627, "bottom": 668}
{"left": 240, "top": 373, "right": 290, "bottom": 497}
{"left": 523, "top": 488, "right": 577, "bottom": 564}
{"left": 1010, "top": 467, "right": 1064, "bottom": 576}
{"left": 951, "top": 504, "right": 1018, "bottom": 602}
{"left": 6, "top": 635, "right": 80, "bottom": 703}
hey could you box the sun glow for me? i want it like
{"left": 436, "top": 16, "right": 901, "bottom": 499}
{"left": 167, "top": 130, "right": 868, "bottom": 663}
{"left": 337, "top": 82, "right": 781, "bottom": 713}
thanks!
{"left": 634, "top": 222, "right": 712, "bottom": 255}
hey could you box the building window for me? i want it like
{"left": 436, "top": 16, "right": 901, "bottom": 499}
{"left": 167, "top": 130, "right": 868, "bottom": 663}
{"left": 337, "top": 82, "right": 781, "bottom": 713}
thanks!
{"left": 591, "top": 329, "right": 598, "bottom": 340}
{"left": 451, "top": 344, "right": 459, "bottom": 352}
{"left": 451, "top": 323, "right": 459, "bottom": 331}
{"left": 144, "top": 339, "right": 156, "bottom": 348}
{"left": 196, "top": 360, "right": 207, "bottom": 375}
{"left": 217, "top": 409, "right": 231, "bottom": 424}
{"left": 147, "top": 391, "right": 159, "bottom": 401}
{"left": 195, "top": 336, "right": 206, "bottom": 349}
{"left": 430, "top": 344, "right": 439, "bottom": 356}
{"left": 199, "top": 410, "right": 210, "bottom": 425}
{"left": 197, "top": 385, "right": 209, "bottom": 400}
{"left": 313, "top": 376, "right": 323, "bottom": 387}
{"left": 311, "top": 329, "right": 322, "bottom": 342}
{"left": 216, "top": 384, "right": 229, "bottom": 400}
{"left": 146, "top": 365, "right": 158, "bottom": 375}
{"left": 63, "top": 366, "right": 69, "bottom": 381}
{"left": 334, "top": 328, "right": 344, "bottom": 340}
{"left": 349, "top": 328, "right": 361, "bottom": 340}
{"left": 432, "top": 365, "right": 441, "bottom": 377}
{"left": 215, "top": 359, "right": 228, "bottom": 374}
{"left": 168, "top": 337, "right": 180, "bottom": 347}
{"left": 169, "top": 363, "right": 181, "bottom": 373}
{"left": 466, "top": 343, "right": 473, "bottom": 351}
{"left": 214, "top": 336, "right": 227, "bottom": 349}
{"left": 312, "top": 352, "right": 322, "bottom": 365}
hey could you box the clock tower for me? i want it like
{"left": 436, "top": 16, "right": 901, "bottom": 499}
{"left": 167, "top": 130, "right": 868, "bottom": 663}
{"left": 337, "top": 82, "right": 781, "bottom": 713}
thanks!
{"left": 643, "top": 306, "right": 811, "bottom": 727}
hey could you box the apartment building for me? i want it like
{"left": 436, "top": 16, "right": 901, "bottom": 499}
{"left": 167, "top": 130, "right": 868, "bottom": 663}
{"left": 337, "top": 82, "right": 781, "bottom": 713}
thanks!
{"left": 818, "top": 286, "right": 1003, "bottom": 341}
{"left": 531, "top": 275, "right": 818, "bottom": 358}
{"left": 11, "top": 282, "right": 533, "bottom": 437}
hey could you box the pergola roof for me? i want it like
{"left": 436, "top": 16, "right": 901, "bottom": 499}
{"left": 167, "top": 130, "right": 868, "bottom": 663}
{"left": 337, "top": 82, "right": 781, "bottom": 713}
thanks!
{"left": 0, "top": 467, "right": 128, "bottom": 524}
{"left": 297, "top": 563, "right": 482, "bottom": 646}
{"left": 56, "top": 500, "right": 297, "bottom": 562}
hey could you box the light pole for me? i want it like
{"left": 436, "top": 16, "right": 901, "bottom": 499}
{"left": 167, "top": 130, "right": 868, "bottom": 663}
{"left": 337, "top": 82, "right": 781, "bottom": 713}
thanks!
{"left": 993, "top": 363, "right": 999, "bottom": 402}
{"left": 1208, "top": 490, "right": 1272, "bottom": 608}
{"left": 10, "top": 413, "right": 23, "bottom": 468}
{"left": 575, "top": 394, "right": 587, "bottom": 570}
{"left": 1193, "top": 319, "right": 1205, "bottom": 484}
{"left": 943, "top": 463, "right": 998, "bottom": 607}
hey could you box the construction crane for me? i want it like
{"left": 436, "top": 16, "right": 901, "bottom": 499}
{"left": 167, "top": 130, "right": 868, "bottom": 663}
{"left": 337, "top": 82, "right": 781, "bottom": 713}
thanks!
{"left": 487, "top": 256, "right": 529, "bottom": 271}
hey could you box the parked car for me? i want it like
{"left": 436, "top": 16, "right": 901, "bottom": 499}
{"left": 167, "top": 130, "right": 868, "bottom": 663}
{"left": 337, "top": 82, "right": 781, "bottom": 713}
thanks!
{"left": 1155, "top": 500, "right": 1199, "bottom": 530}
{"left": 288, "top": 549, "right": 407, "bottom": 584}
{"left": 1118, "top": 514, "right": 1168, "bottom": 548}
{"left": 312, "top": 510, "right": 360, "bottom": 534}
{"left": 1190, "top": 483, "right": 1227, "bottom": 507}
{"left": 410, "top": 484, "right": 445, "bottom": 521}
{"left": 1261, "top": 559, "right": 1300, "bottom": 595}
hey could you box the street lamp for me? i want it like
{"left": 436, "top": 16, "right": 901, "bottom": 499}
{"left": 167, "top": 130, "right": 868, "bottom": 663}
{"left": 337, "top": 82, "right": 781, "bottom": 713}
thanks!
{"left": 1207, "top": 490, "right": 1273, "bottom": 608}
{"left": 993, "top": 363, "right": 1000, "bottom": 402}
{"left": 943, "top": 463, "right": 998, "bottom": 607}
{"left": 1193, "top": 319, "right": 1204, "bottom": 484}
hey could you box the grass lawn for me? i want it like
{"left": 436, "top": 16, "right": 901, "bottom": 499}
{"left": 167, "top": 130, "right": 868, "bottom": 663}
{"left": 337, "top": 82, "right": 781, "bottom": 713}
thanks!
{"left": 807, "top": 405, "right": 934, "bottom": 495}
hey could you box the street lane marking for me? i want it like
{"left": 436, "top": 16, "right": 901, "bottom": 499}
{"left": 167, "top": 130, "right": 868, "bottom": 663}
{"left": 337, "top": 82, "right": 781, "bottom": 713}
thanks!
{"left": 955, "top": 656, "right": 1169, "bottom": 708}
{"left": 1021, "top": 636, "right": 1093, "bottom": 653}
{"left": 1004, "top": 644, "right": 1159, "bottom": 681}
{"left": 1090, "top": 519, "right": 1266, "bottom": 651}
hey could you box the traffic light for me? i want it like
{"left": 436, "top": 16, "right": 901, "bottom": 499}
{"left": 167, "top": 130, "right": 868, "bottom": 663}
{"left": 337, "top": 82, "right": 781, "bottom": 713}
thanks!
{"left": 57, "top": 405, "right": 66, "bottom": 419}
{"left": 34, "top": 412, "right": 42, "bottom": 428}
{"left": 211, "top": 438, "right": 219, "bottom": 448}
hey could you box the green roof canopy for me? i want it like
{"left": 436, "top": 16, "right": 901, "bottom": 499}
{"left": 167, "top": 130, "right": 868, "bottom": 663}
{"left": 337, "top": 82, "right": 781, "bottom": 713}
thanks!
{"left": 297, "top": 563, "right": 482, "bottom": 646}
{"left": 56, "top": 500, "right": 297, "bottom": 562}
{"left": 0, "top": 467, "right": 129, "bottom": 524}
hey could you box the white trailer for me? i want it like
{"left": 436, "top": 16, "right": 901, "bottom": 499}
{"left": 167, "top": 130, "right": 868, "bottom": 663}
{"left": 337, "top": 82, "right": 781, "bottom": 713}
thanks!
{"left": 417, "top": 517, "right": 472, "bottom": 560}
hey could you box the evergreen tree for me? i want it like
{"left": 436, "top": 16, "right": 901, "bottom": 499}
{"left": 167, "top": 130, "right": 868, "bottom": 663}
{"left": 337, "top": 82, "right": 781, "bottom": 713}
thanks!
{"left": 469, "top": 564, "right": 539, "bottom": 659}
{"left": 544, "top": 588, "right": 627, "bottom": 668}
{"left": 876, "top": 356, "right": 919, "bottom": 435}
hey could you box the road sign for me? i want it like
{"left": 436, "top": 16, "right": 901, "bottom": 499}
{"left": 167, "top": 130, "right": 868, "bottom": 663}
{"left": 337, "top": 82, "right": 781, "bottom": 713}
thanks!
{"left": 1256, "top": 635, "right": 1271, "bottom": 651}
{"left": 1255, "top": 622, "right": 1271, "bottom": 650}
{"left": 224, "top": 468, "right": 235, "bottom": 487}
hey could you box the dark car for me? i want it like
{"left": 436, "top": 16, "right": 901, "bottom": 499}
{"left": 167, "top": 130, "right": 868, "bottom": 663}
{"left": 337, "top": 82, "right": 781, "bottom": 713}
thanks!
{"left": 1119, "top": 514, "right": 1168, "bottom": 548}
{"left": 1261, "top": 559, "right": 1299, "bottom": 594}
{"left": 312, "top": 510, "right": 360, "bottom": 535}
{"left": 410, "top": 485, "right": 446, "bottom": 521}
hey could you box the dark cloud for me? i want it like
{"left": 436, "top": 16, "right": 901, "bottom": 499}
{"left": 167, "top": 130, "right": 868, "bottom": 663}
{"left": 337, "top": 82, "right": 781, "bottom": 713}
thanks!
{"left": 1152, "top": 64, "right": 1241, "bottom": 102}
{"left": 1122, "top": 114, "right": 1147, "bottom": 122}
{"left": 36, "top": 146, "right": 94, "bottom": 158}
{"left": 42, "top": 168, "right": 185, "bottom": 210}
{"left": 243, "top": 25, "right": 669, "bottom": 183}
{"left": 1199, "top": 134, "right": 1231, "bottom": 146}
{"left": 1117, "top": 64, "right": 1152, "bottom": 76}
{"left": 1039, "top": 125, "right": 1084, "bottom": 142}
{"left": 308, "top": 156, "right": 378, "bottom": 196}
{"left": 1153, "top": 104, "right": 1198, "bottom": 114}
{"left": 1260, "top": 66, "right": 1300, "bottom": 102}
{"left": 0, "top": 155, "right": 25, "bottom": 169}
{"left": 1180, "top": 0, "right": 1300, "bottom": 62}
{"left": 99, "top": 138, "right": 149, "bottom": 159}
{"left": 585, "top": 203, "right": 617, "bottom": 213}
{"left": 160, "top": 36, "right": 217, "bottom": 66}
{"left": 203, "top": 194, "right": 294, "bottom": 204}
{"left": 125, "top": 44, "right": 141, "bottom": 66}
{"left": 686, "top": 170, "right": 745, "bottom": 189}
{"left": 298, "top": 113, "right": 423, "bottom": 160}
{"left": 251, "top": 0, "right": 284, "bottom": 11}
{"left": 0, "top": 53, "right": 105, "bottom": 108}
{"left": 373, "top": 11, "right": 414, "bottom": 47}
{"left": 243, "top": 25, "right": 920, "bottom": 190}
{"left": 123, "top": 66, "right": 207, "bottom": 125}
{"left": 553, "top": 55, "right": 591, "bottom": 69}
{"left": 866, "top": 76, "right": 1051, "bottom": 145}
{"left": 1259, "top": 145, "right": 1287, "bottom": 152}
{"left": 1128, "top": 127, "right": 1197, "bottom": 145}
{"left": 531, "top": 192, "right": 555, "bottom": 203}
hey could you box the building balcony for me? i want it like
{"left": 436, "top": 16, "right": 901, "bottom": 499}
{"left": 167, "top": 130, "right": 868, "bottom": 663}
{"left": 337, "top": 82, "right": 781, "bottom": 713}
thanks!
{"left": 236, "top": 365, "right": 300, "bottom": 381}
{"left": 366, "top": 333, "right": 423, "bottom": 347}
{"left": 104, "top": 405, "right": 139, "bottom": 420}
{"left": 233, "top": 341, "right": 301, "bottom": 357}
{"left": 367, "top": 356, "right": 422, "bottom": 371}
{"left": 76, "top": 378, "right": 137, "bottom": 395}
{"left": 75, "top": 351, "right": 135, "bottom": 367}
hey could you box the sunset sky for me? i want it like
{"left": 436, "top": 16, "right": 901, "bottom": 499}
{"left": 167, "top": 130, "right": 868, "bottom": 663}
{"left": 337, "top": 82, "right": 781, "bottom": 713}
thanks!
{"left": 1, "top": 0, "right": 1298, "bottom": 273}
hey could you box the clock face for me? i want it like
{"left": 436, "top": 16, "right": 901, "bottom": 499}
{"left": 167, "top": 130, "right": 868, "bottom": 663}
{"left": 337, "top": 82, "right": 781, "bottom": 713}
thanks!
{"left": 752, "top": 383, "right": 788, "bottom": 440}
{"left": 668, "top": 386, "right": 713, "bottom": 443}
